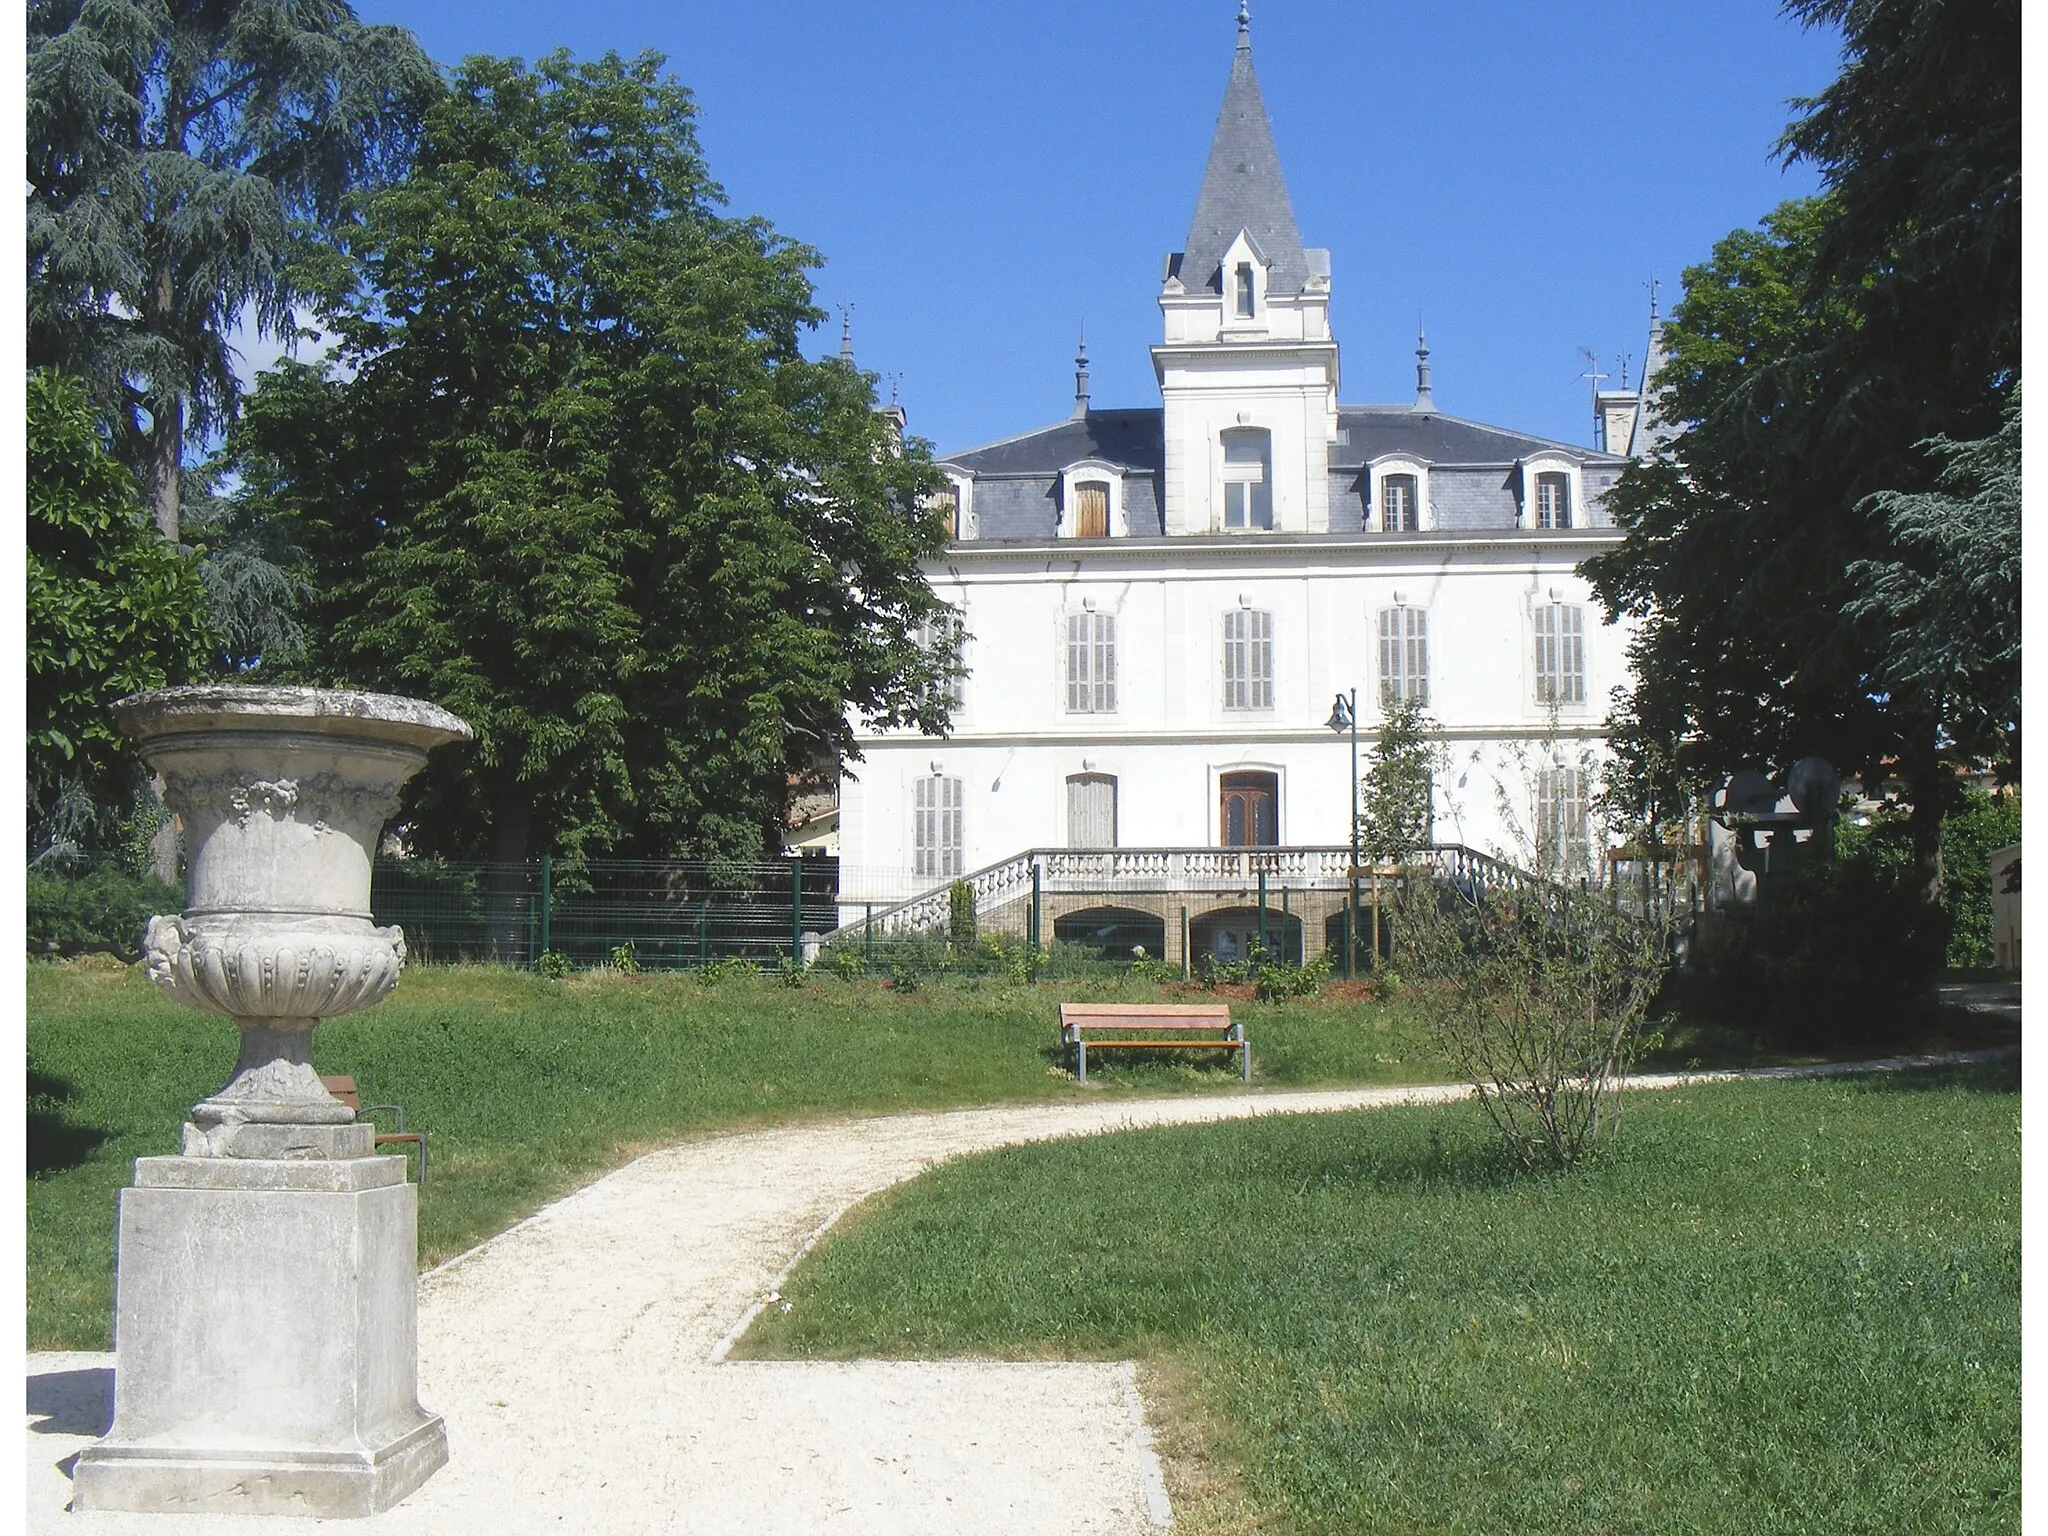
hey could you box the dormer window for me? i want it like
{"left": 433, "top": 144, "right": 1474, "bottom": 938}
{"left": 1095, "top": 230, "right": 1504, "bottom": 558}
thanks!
{"left": 1221, "top": 428, "right": 1273, "bottom": 530}
{"left": 1235, "top": 262, "right": 1256, "bottom": 318}
{"left": 1535, "top": 472, "right": 1571, "bottom": 529}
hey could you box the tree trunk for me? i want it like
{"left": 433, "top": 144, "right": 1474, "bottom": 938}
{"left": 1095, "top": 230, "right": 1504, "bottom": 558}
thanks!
{"left": 485, "top": 790, "right": 535, "bottom": 962}
{"left": 146, "top": 393, "right": 183, "bottom": 543}
{"left": 1902, "top": 742, "right": 1950, "bottom": 957}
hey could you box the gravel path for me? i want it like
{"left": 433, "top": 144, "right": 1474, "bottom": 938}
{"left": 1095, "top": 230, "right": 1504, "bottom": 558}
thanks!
{"left": 26, "top": 1050, "right": 2011, "bottom": 1533}
{"left": 26, "top": 1083, "right": 1471, "bottom": 1534}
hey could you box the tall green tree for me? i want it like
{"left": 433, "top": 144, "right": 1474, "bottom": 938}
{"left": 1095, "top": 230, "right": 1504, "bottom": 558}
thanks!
{"left": 28, "top": 370, "right": 215, "bottom": 855}
{"left": 1586, "top": 0, "right": 2018, "bottom": 899}
{"left": 1847, "top": 388, "right": 2021, "bottom": 777}
{"left": 233, "top": 51, "right": 957, "bottom": 881}
{"left": 26, "top": 0, "right": 438, "bottom": 541}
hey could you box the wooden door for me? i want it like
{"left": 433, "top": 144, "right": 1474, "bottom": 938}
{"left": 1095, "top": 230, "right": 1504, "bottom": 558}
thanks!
{"left": 1075, "top": 483, "right": 1109, "bottom": 538}
{"left": 1219, "top": 771, "right": 1278, "bottom": 846}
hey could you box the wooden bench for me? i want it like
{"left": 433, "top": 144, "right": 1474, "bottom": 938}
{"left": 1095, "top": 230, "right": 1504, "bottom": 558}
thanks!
{"left": 1058, "top": 1003, "right": 1248, "bottom": 1085}
{"left": 320, "top": 1075, "right": 428, "bottom": 1185}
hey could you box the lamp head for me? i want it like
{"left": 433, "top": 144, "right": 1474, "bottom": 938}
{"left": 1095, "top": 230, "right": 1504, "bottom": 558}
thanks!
{"left": 1326, "top": 693, "right": 1354, "bottom": 733}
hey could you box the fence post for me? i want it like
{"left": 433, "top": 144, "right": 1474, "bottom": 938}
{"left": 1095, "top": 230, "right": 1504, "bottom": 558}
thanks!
{"left": 790, "top": 857, "right": 803, "bottom": 965}
{"left": 1030, "top": 861, "right": 1042, "bottom": 951}
{"left": 1343, "top": 888, "right": 1354, "bottom": 980}
{"left": 1180, "top": 905, "right": 1190, "bottom": 980}
{"left": 1257, "top": 868, "right": 1268, "bottom": 959}
{"left": 538, "top": 855, "right": 552, "bottom": 962}
{"left": 698, "top": 901, "right": 708, "bottom": 969}
{"left": 864, "top": 903, "right": 874, "bottom": 969}
{"left": 1280, "top": 886, "right": 1291, "bottom": 966}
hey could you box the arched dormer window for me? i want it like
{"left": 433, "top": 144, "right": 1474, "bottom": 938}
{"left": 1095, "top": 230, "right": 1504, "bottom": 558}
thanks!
{"left": 1368, "top": 455, "right": 1431, "bottom": 532}
{"left": 1519, "top": 457, "right": 1581, "bottom": 531}
{"left": 1220, "top": 428, "right": 1273, "bottom": 530}
{"left": 1057, "top": 461, "right": 1126, "bottom": 539}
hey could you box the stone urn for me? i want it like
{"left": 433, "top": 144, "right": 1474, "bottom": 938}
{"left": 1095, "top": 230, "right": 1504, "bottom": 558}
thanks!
{"left": 73, "top": 685, "right": 470, "bottom": 1518}
{"left": 117, "top": 685, "right": 471, "bottom": 1155}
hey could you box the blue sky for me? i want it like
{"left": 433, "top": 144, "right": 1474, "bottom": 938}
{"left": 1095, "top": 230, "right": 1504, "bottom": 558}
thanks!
{"left": 347, "top": 1, "right": 1846, "bottom": 456}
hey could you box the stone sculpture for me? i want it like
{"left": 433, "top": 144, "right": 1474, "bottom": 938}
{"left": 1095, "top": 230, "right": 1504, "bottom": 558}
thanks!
{"left": 72, "top": 685, "right": 470, "bottom": 1518}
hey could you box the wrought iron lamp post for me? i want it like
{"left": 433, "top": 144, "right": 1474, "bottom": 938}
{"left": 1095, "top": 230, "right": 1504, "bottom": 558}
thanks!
{"left": 1326, "top": 689, "right": 1359, "bottom": 978}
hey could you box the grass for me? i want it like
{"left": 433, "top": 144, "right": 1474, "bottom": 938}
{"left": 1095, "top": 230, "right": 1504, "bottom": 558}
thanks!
{"left": 27, "top": 958, "right": 1454, "bottom": 1349}
{"left": 742, "top": 1062, "right": 2019, "bottom": 1535}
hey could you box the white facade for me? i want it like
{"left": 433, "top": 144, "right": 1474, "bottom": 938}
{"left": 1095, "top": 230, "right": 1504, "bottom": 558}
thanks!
{"left": 838, "top": 19, "right": 1640, "bottom": 909}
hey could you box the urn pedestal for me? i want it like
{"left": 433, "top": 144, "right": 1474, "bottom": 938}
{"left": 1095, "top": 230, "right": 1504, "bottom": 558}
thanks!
{"left": 72, "top": 687, "right": 471, "bottom": 1519}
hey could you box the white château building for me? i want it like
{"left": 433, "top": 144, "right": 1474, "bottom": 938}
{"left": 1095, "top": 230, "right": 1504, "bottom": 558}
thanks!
{"left": 835, "top": 15, "right": 1659, "bottom": 959}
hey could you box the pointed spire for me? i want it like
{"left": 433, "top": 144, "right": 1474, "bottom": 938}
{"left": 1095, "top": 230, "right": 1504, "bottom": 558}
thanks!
{"left": 838, "top": 303, "right": 855, "bottom": 364}
{"left": 1413, "top": 325, "right": 1435, "bottom": 412}
{"left": 1181, "top": 11, "right": 1309, "bottom": 299}
{"left": 1072, "top": 326, "right": 1091, "bottom": 418}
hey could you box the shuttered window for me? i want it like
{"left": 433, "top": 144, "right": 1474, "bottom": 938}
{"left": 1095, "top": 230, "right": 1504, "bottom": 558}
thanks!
{"left": 1067, "top": 774, "right": 1117, "bottom": 848}
{"left": 1536, "top": 765, "right": 1589, "bottom": 866}
{"left": 1533, "top": 604, "right": 1585, "bottom": 704}
{"left": 918, "top": 607, "right": 966, "bottom": 708}
{"left": 1377, "top": 607, "right": 1430, "bottom": 706}
{"left": 1074, "top": 481, "right": 1109, "bottom": 538}
{"left": 1066, "top": 611, "right": 1117, "bottom": 713}
{"left": 913, "top": 776, "right": 963, "bottom": 878}
{"left": 1222, "top": 609, "right": 1274, "bottom": 710}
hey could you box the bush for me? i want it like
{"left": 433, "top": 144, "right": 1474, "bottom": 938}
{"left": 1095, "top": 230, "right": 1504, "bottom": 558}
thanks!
{"left": 26, "top": 865, "right": 182, "bottom": 959}
{"left": 1254, "top": 946, "right": 1332, "bottom": 1003}
{"left": 533, "top": 949, "right": 572, "bottom": 979}
{"left": 1398, "top": 870, "right": 1675, "bottom": 1170}
{"left": 947, "top": 880, "right": 977, "bottom": 948}
{"left": 1696, "top": 842, "right": 1943, "bottom": 1047}
{"left": 607, "top": 939, "right": 640, "bottom": 974}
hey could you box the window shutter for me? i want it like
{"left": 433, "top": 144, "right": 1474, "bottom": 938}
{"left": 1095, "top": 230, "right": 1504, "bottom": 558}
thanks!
{"left": 1251, "top": 610, "right": 1273, "bottom": 709}
{"left": 1561, "top": 606, "right": 1584, "bottom": 703}
{"left": 1408, "top": 609, "right": 1430, "bottom": 707}
{"left": 1098, "top": 614, "right": 1116, "bottom": 712}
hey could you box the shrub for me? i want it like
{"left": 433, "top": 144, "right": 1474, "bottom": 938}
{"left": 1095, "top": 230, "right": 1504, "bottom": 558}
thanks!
{"left": 1398, "top": 870, "right": 1675, "bottom": 1170}
{"left": 1254, "top": 946, "right": 1332, "bottom": 1003}
{"left": 533, "top": 949, "right": 572, "bottom": 979}
{"left": 607, "top": 940, "right": 640, "bottom": 974}
{"left": 698, "top": 955, "right": 756, "bottom": 985}
{"left": 27, "top": 865, "right": 182, "bottom": 959}
{"left": 947, "top": 880, "right": 978, "bottom": 948}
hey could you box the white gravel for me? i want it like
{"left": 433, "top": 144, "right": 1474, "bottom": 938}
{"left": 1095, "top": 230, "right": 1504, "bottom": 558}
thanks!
{"left": 28, "top": 1050, "right": 2006, "bottom": 1533}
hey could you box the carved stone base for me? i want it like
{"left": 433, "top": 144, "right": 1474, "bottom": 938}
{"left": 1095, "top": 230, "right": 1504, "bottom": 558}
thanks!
{"left": 72, "top": 1156, "right": 447, "bottom": 1517}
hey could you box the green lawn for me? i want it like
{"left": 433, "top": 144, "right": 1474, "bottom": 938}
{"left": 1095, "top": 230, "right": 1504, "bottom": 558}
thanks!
{"left": 743, "top": 1063, "right": 2019, "bottom": 1536}
{"left": 28, "top": 959, "right": 1453, "bottom": 1349}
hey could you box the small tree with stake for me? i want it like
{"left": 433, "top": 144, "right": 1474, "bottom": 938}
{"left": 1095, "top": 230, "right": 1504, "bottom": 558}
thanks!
{"left": 1358, "top": 694, "right": 1440, "bottom": 964}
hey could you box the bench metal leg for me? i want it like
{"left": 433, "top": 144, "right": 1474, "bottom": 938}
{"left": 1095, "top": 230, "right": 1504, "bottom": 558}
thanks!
{"left": 1242, "top": 1037, "right": 1251, "bottom": 1083}
{"left": 1077, "top": 1040, "right": 1088, "bottom": 1084}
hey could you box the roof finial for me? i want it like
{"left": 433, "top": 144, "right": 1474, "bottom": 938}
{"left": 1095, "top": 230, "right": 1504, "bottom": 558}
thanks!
{"left": 1073, "top": 325, "right": 1091, "bottom": 418}
{"left": 1237, "top": 1, "right": 1251, "bottom": 42}
{"left": 1413, "top": 324, "right": 1435, "bottom": 412}
{"left": 1645, "top": 274, "right": 1662, "bottom": 324}
{"left": 838, "top": 302, "right": 855, "bottom": 364}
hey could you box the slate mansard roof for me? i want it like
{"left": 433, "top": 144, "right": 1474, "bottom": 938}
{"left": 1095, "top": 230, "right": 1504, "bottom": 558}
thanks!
{"left": 940, "top": 407, "right": 1627, "bottom": 542}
